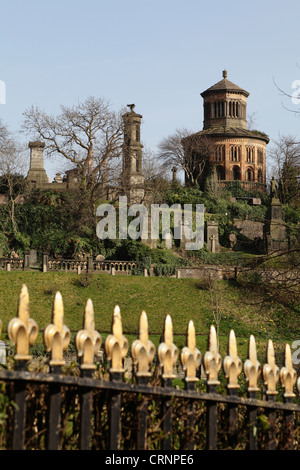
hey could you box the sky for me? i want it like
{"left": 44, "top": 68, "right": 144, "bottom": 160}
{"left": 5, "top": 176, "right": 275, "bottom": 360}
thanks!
{"left": 1, "top": 0, "right": 300, "bottom": 181}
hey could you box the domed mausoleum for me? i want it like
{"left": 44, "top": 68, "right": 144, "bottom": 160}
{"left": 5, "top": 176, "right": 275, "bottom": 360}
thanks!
{"left": 182, "top": 71, "right": 269, "bottom": 191}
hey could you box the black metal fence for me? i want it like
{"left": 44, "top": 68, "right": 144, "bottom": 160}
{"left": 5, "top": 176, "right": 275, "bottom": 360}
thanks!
{"left": 0, "top": 285, "right": 299, "bottom": 450}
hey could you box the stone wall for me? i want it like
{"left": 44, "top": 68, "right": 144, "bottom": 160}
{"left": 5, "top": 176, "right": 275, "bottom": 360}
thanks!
{"left": 176, "top": 265, "right": 237, "bottom": 280}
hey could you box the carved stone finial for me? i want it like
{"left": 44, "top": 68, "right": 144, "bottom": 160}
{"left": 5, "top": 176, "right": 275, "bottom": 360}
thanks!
{"left": 223, "top": 330, "right": 242, "bottom": 389}
{"left": 263, "top": 340, "right": 279, "bottom": 396}
{"left": 244, "top": 335, "right": 261, "bottom": 392}
{"left": 76, "top": 299, "right": 101, "bottom": 370}
{"left": 105, "top": 305, "right": 129, "bottom": 374}
{"left": 223, "top": 69, "right": 227, "bottom": 79}
{"left": 280, "top": 344, "right": 297, "bottom": 398}
{"left": 203, "top": 325, "right": 222, "bottom": 386}
{"left": 127, "top": 104, "right": 135, "bottom": 112}
{"left": 158, "top": 314, "right": 178, "bottom": 379}
{"left": 7, "top": 284, "right": 38, "bottom": 361}
{"left": 44, "top": 291, "right": 71, "bottom": 367}
{"left": 131, "top": 310, "right": 155, "bottom": 377}
{"left": 180, "top": 320, "right": 201, "bottom": 382}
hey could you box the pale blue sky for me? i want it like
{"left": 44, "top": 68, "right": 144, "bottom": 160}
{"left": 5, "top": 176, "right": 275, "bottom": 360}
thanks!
{"left": 1, "top": 0, "right": 300, "bottom": 180}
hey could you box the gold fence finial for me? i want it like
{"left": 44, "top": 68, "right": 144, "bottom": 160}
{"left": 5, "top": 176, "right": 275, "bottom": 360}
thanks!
{"left": 223, "top": 329, "right": 242, "bottom": 389}
{"left": 203, "top": 325, "right": 222, "bottom": 386}
{"left": 263, "top": 339, "right": 279, "bottom": 395}
{"left": 44, "top": 291, "right": 71, "bottom": 367}
{"left": 131, "top": 310, "right": 155, "bottom": 377}
{"left": 244, "top": 335, "right": 261, "bottom": 392}
{"left": 76, "top": 299, "right": 101, "bottom": 370}
{"left": 280, "top": 343, "right": 297, "bottom": 398}
{"left": 105, "top": 305, "right": 128, "bottom": 373}
{"left": 158, "top": 314, "right": 178, "bottom": 379}
{"left": 7, "top": 284, "right": 38, "bottom": 361}
{"left": 180, "top": 320, "right": 201, "bottom": 382}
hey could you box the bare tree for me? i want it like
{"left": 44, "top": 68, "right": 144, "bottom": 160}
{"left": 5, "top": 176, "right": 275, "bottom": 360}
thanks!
{"left": 157, "top": 128, "right": 214, "bottom": 186}
{"left": 0, "top": 120, "right": 28, "bottom": 229}
{"left": 268, "top": 134, "right": 300, "bottom": 204}
{"left": 22, "top": 97, "right": 124, "bottom": 196}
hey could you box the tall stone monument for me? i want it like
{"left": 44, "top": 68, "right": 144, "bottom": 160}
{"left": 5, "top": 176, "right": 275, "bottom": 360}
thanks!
{"left": 121, "top": 104, "right": 145, "bottom": 204}
{"left": 26, "top": 141, "right": 49, "bottom": 188}
{"left": 264, "top": 177, "right": 289, "bottom": 253}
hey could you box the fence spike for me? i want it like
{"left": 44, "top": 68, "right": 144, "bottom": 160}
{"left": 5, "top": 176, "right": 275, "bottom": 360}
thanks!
{"left": 7, "top": 284, "right": 38, "bottom": 361}
{"left": 76, "top": 299, "right": 102, "bottom": 370}
{"left": 131, "top": 310, "right": 155, "bottom": 377}
{"left": 244, "top": 335, "right": 261, "bottom": 392}
{"left": 263, "top": 340, "right": 279, "bottom": 396}
{"left": 203, "top": 325, "right": 222, "bottom": 386}
{"left": 43, "top": 291, "right": 71, "bottom": 367}
{"left": 280, "top": 344, "right": 297, "bottom": 398}
{"left": 180, "top": 320, "right": 201, "bottom": 382}
{"left": 105, "top": 305, "right": 128, "bottom": 373}
{"left": 158, "top": 314, "right": 178, "bottom": 379}
{"left": 223, "top": 329, "right": 242, "bottom": 389}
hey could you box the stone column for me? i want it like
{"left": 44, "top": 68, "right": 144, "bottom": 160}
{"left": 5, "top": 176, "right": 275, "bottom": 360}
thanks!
{"left": 24, "top": 251, "right": 30, "bottom": 271}
{"left": 42, "top": 252, "right": 49, "bottom": 272}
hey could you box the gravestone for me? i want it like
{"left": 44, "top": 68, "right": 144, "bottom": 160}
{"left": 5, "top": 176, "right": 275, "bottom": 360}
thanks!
{"left": 207, "top": 222, "right": 220, "bottom": 253}
{"left": 29, "top": 249, "right": 38, "bottom": 267}
{"left": 165, "top": 232, "right": 173, "bottom": 249}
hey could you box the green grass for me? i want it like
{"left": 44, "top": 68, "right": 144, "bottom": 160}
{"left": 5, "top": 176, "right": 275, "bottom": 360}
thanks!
{"left": 0, "top": 271, "right": 298, "bottom": 364}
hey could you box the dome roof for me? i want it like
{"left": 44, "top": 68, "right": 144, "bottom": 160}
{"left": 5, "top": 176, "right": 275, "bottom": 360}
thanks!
{"left": 201, "top": 70, "right": 249, "bottom": 98}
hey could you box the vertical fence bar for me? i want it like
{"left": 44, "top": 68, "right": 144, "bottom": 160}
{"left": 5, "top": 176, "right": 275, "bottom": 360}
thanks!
{"left": 206, "top": 384, "right": 218, "bottom": 450}
{"left": 12, "top": 360, "right": 28, "bottom": 450}
{"left": 228, "top": 389, "right": 238, "bottom": 448}
{"left": 76, "top": 298, "right": 101, "bottom": 450}
{"left": 180, "top": 320, "right": 201, "bottom": 450}
{"left": 266, "top": 396, "right": 277, "bottom": 450}
{"left": 248, "top": 390, "right": 258, "bottom": 450}
{"left": 79, "top": 369, "right": 93, "bottom": 450}
{"left": 244, "top": 335, "right": 261, "bottom": 450}
{"left": 185, "top": 381, "right": 196, "bottom": 450}
{"left": 43, "top": 291, "right": 71, "bottom": 450}
{"left": 223, "top": 330, "right": 242, "bottom": 450}
{"left": 131, "top": 310, "right": 155, "bottom": 450}
{"left": 283, "top": 397, "right": 294, "bottom": 450}
{"left": 136, "top": 376, "right": 149, "bottom": 450}
{"left": 47, "top": 365, "right": 63, "bottom": 450}
{"left": 105, "top": 305, "right": 128, "bottom": 450}
{"left": 161, "top": 378, "right": 173, "bottom": 450}
{"left": 157, "top": 315, "right": 178, "bottom": 451}
{"left": 109, "top": 372, "right": 122, "bottom": 450}
{"left": 203, "top": 325, "right": 222, "bottom": 450}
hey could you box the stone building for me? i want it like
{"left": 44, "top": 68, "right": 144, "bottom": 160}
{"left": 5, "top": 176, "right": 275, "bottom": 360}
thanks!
{"left": 120, "top": 104, "right": 145, "bottom": 203}
{"left": 182, "top": 71, "right": 269, "bottom": 190}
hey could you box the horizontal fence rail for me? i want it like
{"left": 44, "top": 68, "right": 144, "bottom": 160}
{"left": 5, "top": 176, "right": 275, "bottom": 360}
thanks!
{"left": 0, "top": 284, "right": 300, "bottom": 450}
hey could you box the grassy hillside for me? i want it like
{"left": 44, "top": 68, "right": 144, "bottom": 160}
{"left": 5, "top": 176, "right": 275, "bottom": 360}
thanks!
{"left": 0, "top": 271, "right": 298, "bottom": 364}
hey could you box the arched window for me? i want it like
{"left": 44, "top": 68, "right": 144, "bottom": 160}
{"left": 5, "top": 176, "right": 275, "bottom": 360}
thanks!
{"left": 232, "top": 165, "right": 241, "bottom": 180}
{"left": 246, "top": 168, "right": 254, "bottom": 181}
{"left": 257, "top": 148, "right": 264, "bottom": 164}
{"left": 216, "top": 165, "right": 225, "bottom": 180}
{"left": 257, "top": 168, "right": 263, "bottom": 182}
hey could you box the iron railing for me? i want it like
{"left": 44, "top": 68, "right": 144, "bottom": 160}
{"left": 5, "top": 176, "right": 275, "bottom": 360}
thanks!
{"left": 0, "top": 285, "right": 299, "bottom": 450}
